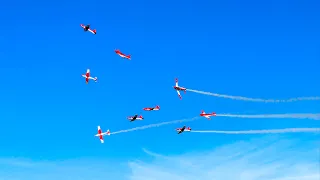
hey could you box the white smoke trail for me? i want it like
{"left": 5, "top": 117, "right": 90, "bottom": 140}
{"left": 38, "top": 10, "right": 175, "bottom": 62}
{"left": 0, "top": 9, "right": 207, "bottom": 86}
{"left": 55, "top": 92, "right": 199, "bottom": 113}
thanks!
{"left": 186, "top": 89, "right": 320, "bottom": 103}
{"left": 110, "top": 117, "right": 199, "bottom": 135}
{"left": 191, "top": 128, "right": 320, "bottom": 134}
{"left": 216, "top": 113, "right": 320, "bottom": 120}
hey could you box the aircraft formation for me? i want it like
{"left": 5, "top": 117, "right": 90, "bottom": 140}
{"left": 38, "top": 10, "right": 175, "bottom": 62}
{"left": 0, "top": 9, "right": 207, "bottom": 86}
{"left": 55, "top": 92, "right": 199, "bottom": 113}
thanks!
{"left": 79, "top": 24, "right": 319, "bottom": 143}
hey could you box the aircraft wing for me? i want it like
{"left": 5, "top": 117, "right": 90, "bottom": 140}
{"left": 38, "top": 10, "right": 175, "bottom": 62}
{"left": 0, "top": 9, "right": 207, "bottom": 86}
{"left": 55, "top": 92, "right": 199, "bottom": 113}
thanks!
{"left": 99, "top": 134, "right": 104, "bottom": 143}
{"left": 85, "top": 69, "right": 90, "bottom": 83}
{"left": 175, "top": 78, "right": 178, "bottom": 87}
{"left": 178, "top": 126, "right": 185, "bottom": 134}
{"left": 129, "top": 116, "right": 137, "bottom": 122}
{"left": 97, "top": 126, "right": 104, "bottom": 143}
{"left": 176, "top": 90, "right": 182, "bottom": 99}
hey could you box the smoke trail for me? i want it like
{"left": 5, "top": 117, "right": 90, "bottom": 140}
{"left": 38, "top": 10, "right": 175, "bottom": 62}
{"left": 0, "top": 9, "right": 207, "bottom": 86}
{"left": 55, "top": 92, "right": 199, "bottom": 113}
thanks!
{"left": 216, "top": 113, "right": 320, "bottom": 120}
{"left": 110, "top": 117, "right": 199, "bottom": 135}
{"left": 186, "top": 89, "right": 320, "bottom": 103}
{"left": 191, "top": 128, "right": 320, "bottom": 134}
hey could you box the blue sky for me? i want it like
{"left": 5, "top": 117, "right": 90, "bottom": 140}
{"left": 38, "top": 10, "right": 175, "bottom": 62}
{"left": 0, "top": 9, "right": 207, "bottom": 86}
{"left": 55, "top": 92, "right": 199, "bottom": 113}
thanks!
{"left": 0, "top": 0, "right": 319, "bottom": 179}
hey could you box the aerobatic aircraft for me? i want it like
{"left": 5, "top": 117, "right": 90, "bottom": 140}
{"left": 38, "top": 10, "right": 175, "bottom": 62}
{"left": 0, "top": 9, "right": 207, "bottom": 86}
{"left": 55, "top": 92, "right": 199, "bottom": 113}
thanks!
{"left": 200, "top": 110, "right": 216, "bottom": 120}
{"left": 115, "top": 49, "right": 131, "bottom": 60}
{"left": 80, "top": 24, "right": 97, "bottom": 34}
{"left": 173, "top": 78, "right": 186, "bottom": 99}
{"left": 81, "top": 69, "right": 97, "bottom": 84}
{"left": 143, "top": 105, "right": 160, "bottom": 111}
{"left": 176, "top": 126, "right": 191, "bottom": 134}
{"left": 94, "top": 126, "right": 110, "bottom": 143}
{"left": 127, "top": 115, "right": 144, "bottom": 122}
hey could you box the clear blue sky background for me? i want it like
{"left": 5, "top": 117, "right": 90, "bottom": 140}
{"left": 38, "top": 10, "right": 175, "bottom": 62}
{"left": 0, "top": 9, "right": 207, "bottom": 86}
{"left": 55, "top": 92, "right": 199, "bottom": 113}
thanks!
{"left": 0, "top": 0, "right": 319, "bottom": 179}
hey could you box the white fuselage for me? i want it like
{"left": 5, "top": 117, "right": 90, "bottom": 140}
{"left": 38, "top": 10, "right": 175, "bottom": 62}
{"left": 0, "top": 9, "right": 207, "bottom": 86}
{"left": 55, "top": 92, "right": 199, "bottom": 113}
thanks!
{"left": 177, "top": 128, "right": 191, "bottom": 132}
{"left": 118, "top": 54, "right": 128, "bottom": 58}
{"left": 131, "top": 118, "right": 143, "bottom": 120}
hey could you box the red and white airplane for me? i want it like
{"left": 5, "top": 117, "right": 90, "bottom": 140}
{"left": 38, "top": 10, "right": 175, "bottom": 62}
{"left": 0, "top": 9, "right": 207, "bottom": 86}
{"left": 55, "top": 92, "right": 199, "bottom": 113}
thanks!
{"left": 115, "top": 49, "right": 131, "bottom": 60}
{"left": 143, "top": 105, "right": 160, "bottom": 111}
{"left": 127, "top": 115, "right": 144, "bottom": 122}
{"left": 82, "top": 69, "right": 98, "bottom": 84}
{"left": 200, "top": 110, "right": 216, "bottom": 120}
{"left": 176, "top": 126, "right": 191, "bottom": 134}
{"left": 173, "top": 78, "right": 186, "bottom": 99}
{"left": 94, "top": 126, "right": 110, "bottom": 143}
{"left": 80, "top": 24, "right": 97, "bottom": 34}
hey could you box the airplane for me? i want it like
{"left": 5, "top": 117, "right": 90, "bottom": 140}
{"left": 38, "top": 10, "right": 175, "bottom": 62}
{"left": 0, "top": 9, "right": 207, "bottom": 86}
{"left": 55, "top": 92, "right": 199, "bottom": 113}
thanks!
{"left": 143, "top": 105, "right": 160, "bottom": 111}
{"left": 81, "top": 69, "right": 98, "bottom": 84}
{"left": 173, "top": 78, "right": 186, "bottom": 99}
{"left": 127, "top": 115, "right": 144, "bottom": 122}
{"left": 115, "top": 49, "right": 131, "bottom": 60}
{"left": 94, "top": 126, "right": 110, "bottom": 143}
{"left": 200, "top": 110, "right": 216, "bottom": 120}
{"left": 176, "top": 126, "right": 191, "bottom": 134}
{"left": 80, "top": 24, "right": 97, "bottom": 34}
